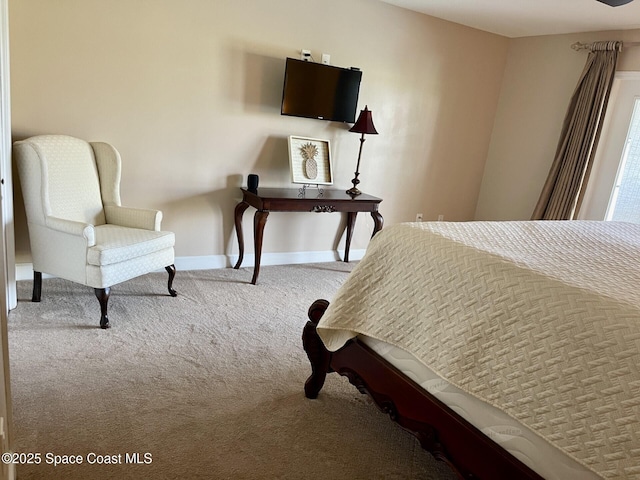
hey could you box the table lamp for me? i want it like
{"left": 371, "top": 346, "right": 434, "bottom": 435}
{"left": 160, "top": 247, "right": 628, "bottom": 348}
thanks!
{"left": 347, "top": 106, "right": 378, "bottom": 196}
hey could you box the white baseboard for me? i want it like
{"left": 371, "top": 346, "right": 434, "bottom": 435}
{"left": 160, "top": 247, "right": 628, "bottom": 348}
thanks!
{"left": 225, "top": 249, "right": 366, "bottom": 269}
{"left": 15, "top": 249, "right": 366, "bottom": 281}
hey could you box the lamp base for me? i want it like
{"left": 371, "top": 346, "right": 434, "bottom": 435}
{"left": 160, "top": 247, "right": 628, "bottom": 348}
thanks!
{"left": 347, "top": 172, "right": 361, "bottom": 196}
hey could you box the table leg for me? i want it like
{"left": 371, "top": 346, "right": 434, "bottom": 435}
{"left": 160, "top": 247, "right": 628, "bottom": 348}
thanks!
{"left": 251, "top": 210, "right": 269, "bottom": 285}
{"left": 371, "top": 211, "right": 384, "bottom": 237}
{"left": 233, "top": 201, "right": 250, "bottom": 269}
{"left": 344, "top": 212, "right": 357, "bottom": 262}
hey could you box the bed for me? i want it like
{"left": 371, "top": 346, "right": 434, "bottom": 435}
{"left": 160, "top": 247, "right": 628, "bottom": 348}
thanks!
{"left": 302, "top": 220, "right": 640, "bottom": 480}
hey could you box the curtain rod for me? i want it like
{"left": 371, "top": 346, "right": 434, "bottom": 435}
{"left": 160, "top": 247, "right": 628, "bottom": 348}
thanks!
{"left": 571, "top": 41, "right": 640, "bottom": 51}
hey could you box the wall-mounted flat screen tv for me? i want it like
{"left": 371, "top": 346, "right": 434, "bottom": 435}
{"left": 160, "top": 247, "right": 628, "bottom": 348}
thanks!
{"left": 281, "top": 58, "right": 362, "bottom": 123}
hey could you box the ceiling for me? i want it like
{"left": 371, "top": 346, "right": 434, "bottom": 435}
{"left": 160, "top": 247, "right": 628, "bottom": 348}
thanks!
{"left": 380, "top": 0, "right": 640, "bottom": 38}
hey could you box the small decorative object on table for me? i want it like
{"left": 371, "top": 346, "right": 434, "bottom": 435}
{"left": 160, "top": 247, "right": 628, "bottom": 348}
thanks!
{"left": 288, "top": 136, "right": 333, "bottom": 192}
{"left": 297, "top": 184, "right": 325, "bottom": 197}
{"left": 247, "top": 174, "right": 259, "bottom": 193}
{"left": 347, "top": 105, "right": 378, "bottom": 196}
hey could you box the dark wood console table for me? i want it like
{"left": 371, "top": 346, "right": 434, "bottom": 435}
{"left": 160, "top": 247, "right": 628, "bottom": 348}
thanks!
{"left": 233, "top": 187, "right": 383, "bottom": 284}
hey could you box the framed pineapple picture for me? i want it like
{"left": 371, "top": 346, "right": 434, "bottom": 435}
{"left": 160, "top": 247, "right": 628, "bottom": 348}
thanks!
{"left": 288, "top": 136, "right": 333, "bottom": 185}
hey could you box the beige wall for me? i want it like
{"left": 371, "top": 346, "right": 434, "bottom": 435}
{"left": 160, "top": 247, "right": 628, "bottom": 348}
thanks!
{"left": 475, "top": 29, "right": 640, "bottom": 221}
{"left": 9, "top": 0, "right": 509, "bottom": 266}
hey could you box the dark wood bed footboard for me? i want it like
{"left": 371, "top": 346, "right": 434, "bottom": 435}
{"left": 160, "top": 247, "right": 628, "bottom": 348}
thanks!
{"left": 302, "top": 299, "right": 544, "bottom": 480}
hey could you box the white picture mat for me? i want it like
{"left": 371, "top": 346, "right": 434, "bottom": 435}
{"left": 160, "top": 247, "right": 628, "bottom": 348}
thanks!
{"left": 288, "top": 136, "right": 333, "bottom": 185}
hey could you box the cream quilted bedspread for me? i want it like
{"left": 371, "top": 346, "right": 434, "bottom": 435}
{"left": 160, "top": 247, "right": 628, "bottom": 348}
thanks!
{"left": 317, "top": 221, "right": 640, "bottom": 479}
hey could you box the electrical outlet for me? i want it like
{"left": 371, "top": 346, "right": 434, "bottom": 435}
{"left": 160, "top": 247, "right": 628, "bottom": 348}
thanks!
{"left": 322, "top": 53, "right": 330, "bottom": 65}
{"left": 416, "top": 213, "right": 423, "bottom": 222}
{"left": 437, "top": 214, "right": 444, "bottom": 221}
{"left": 301, "top": 49, "right": 311, "bottom": 61}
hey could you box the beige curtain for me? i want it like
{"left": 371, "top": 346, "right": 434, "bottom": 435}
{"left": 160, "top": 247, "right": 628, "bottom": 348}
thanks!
{"left": 531, "top": 41, "right": 622, "bottom": 220}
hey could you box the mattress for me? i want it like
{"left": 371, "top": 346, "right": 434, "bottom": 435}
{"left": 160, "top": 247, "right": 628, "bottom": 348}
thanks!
{"left": 361, "top": 335, "right": 600, "bottom": 480}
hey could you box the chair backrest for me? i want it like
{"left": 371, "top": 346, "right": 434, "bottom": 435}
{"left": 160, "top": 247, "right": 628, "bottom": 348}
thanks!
{"left": 15, "top": 135, "right": 108, "bottom": 226}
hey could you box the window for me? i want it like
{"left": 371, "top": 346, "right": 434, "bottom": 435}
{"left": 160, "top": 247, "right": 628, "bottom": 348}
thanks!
{"left": 605, "top": 98, "right": 640, "bottom": 222}
{"left": 578, "top": 73, "right": 640, "bottom": 222}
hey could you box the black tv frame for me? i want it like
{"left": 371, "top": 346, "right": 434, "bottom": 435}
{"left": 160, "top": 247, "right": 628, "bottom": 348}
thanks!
{"left": 280, "top": 58, "right": 362, "bottom": 123}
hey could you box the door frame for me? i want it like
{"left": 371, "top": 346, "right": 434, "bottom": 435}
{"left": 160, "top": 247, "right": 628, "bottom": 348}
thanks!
{"left": 0, "top": 0, "right": 15, "bottom": 478}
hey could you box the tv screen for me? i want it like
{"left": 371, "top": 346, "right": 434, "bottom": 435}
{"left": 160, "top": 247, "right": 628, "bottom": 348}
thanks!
{"left": 281, "top": 58, "right": 362, "bottom": 123}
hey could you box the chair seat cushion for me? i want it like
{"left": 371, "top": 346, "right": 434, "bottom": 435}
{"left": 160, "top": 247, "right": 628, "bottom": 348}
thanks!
{"left": 88, "top": 224, "right": 175, "bottom": 267}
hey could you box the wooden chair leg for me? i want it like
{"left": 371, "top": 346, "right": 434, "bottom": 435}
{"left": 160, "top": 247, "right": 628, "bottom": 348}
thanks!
{"left": 94, "top": 287, "right": 111, "bottom": 329}
{"left": 32, "top": 271, "right": 42, "bottom": 302}
{"left": 165, "top": 264, "right": 177, "bottom": 297}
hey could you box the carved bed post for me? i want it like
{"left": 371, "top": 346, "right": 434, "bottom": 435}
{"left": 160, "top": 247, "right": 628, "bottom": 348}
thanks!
{"left": 302, "top": 299, "right": 332, "bottom": 399}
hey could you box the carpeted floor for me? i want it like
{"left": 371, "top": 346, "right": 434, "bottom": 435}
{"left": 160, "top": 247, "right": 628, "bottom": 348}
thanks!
{"left": 7, "top": 263, "right": 455, "bottom": 479}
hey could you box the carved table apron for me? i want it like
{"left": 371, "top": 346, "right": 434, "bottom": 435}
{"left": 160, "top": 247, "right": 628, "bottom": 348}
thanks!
{"left": 233, "top": 187, "right": 383, "bottom": 284}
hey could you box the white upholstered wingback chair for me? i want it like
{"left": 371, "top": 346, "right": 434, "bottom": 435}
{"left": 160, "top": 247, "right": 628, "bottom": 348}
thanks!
{"left": 14, "top": 135, "right": 177, "bottom": 329}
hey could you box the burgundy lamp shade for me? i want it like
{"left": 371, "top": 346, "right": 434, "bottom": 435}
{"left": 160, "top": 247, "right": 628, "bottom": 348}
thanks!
{"left": 349, "top": 106, "right": 378, "bottom": 135}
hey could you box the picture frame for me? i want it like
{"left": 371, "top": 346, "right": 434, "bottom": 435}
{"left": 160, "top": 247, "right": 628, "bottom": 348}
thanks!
{"left": 288, "top": 136, "right": 333, "bottom": 185}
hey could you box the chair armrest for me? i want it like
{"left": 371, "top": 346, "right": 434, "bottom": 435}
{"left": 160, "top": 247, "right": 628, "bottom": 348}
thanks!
{"left": 44, "top": 217, "right": 96, "bottom": 246}
{"left": 104, "top": 205, "right": 162, "bottom": 231}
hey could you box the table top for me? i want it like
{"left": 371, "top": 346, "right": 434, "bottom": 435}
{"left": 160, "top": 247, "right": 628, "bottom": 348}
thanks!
{"left": 241, "top": 187, "right": 382, "bottom": 203}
